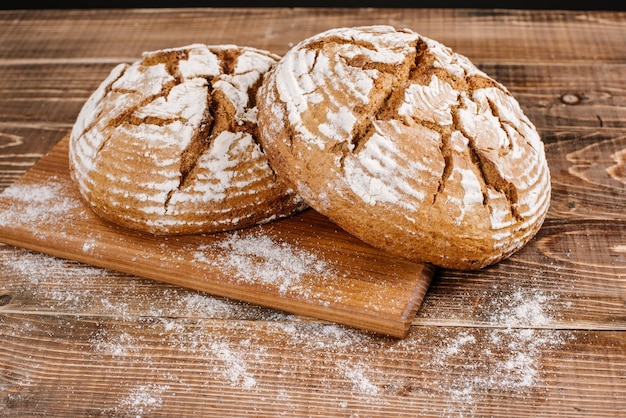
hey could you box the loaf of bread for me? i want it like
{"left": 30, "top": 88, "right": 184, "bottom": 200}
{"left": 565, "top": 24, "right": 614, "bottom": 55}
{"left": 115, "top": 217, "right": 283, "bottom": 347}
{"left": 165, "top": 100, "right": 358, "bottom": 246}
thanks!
{"left": 69, "top": 44, "right": 306, "bottom": 235}
{"left": 256, "top": 25, "right": 551, "bottom": 270}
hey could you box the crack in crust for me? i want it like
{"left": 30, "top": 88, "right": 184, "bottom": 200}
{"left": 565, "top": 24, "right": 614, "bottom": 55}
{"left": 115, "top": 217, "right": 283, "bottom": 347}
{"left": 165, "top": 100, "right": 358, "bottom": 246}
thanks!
{"left": 164, "top": 88, "right": 214, "bottom": 209}
{"left": 91, "top": 47, "right": 266, "bottom": 212}
{"left": 327, "top": 38, "right": 419, "bottom": 168}
{"left": 98, "top": 50, "right": 191, "bottom": 153}
{"left": 331, "top": 36, "right": 525, "bottom": 221}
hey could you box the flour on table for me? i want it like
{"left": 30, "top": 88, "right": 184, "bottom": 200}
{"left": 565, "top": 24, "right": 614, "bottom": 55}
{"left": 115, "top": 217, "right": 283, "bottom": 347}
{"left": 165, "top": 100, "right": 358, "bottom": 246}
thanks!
{"left": 425, "top": 285, "right": 572, "bottom": 415}
{"left": 210, "top": 340, "right": 257, "bottom": 389}
{"left": 116, "top": 383, "right": 170, "bottom": 417}
{"left": 338, "top": 361, "right": 380, "bottom": 398}
{"left": 90, "top": 328, "right": 138, "bottom": 357}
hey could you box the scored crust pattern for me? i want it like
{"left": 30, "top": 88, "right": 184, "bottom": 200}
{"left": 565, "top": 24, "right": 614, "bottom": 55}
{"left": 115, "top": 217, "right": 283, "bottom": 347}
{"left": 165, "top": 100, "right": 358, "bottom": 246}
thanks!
{"left": 256, "top": 26, "right": 551, "bottom": 270}
{"left": 69, "top": 44, "right": 306, "bottom": 235}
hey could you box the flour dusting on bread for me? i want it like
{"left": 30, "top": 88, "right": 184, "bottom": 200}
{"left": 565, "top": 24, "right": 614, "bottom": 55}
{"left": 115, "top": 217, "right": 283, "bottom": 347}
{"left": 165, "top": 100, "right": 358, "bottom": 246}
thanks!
{"left": 257, "top": 26, "right": 550, "bottom": 270}
{"left": 69, "top": 44, "right": 306, "bottom": 235}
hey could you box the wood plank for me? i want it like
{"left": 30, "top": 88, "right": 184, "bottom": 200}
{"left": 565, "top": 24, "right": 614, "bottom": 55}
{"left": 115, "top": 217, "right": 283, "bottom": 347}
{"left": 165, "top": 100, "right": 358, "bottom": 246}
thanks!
{"left": 0, "top": 135, "right": 435, "bottom": 338}
{"left": 1, "top": 9, "right": 625, "bottom": 62}
{"left": 1, "top": 313, "right": 625, "bottom": 417}
{"left": 545, "top": 129, "right": 626, "bottom": 221}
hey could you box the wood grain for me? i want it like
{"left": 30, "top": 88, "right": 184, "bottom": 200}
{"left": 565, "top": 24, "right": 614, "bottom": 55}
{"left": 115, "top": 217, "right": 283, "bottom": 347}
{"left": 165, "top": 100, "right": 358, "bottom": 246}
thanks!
{"left": 1, "top": 7, "right": 625, "bottom": 417}
{"left": 1, "top": 313, "right": 625, "bottom": 417}
{"left": 1, "top": 8, "right": 624, "bottom": 61}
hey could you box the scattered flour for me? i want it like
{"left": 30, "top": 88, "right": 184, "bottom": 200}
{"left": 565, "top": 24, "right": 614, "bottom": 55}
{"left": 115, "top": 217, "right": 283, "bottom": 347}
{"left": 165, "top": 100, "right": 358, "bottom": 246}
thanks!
{"left": 2, "top": 250, "right": 112, "bottom": 311}
{"left": 210, "top": 340, "right": 258, "bottom": 389}
{"left": 193, "top": 230, "right": 336, "bottom": 295}
{"left": 427, "top": 285, "right": 570, "bottom": 416}
{"left": 117, "top": 383, "right": 170, "bottom": 417}
{"left": 0, "top": 177, "right": 83, "bottom": 229}
{"left": 2, "top": 247, "right": 291, "bottom": 320}
{"left": 4, "top": 250, "right": 107, "bottom": 283}
{"left": 338, "top": 361, "right": 380, "bottom": 398}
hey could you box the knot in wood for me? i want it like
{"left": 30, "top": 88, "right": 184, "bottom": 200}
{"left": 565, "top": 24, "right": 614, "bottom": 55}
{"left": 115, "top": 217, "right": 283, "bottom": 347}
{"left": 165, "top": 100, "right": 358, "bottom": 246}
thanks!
{"left": 561, "top": 93, "right": 581, "bottom": 105}
{"left": 0, "top": 294, "right": 12, "bottom": 306}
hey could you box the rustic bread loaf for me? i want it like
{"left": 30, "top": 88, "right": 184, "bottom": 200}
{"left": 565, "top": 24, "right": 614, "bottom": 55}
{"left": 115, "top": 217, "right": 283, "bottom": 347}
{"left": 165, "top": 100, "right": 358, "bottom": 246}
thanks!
{"left": 69, "top": 44, "right": 306, "bottom": 235}
{"left": 256, "top": 25, "right": 551, "bottom": 270}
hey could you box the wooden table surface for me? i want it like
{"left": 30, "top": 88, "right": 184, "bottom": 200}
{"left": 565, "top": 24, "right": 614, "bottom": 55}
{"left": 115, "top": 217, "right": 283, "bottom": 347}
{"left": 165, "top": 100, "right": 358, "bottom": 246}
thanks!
{"left": 1, "top": 7, "right": 625, "bottom": 417}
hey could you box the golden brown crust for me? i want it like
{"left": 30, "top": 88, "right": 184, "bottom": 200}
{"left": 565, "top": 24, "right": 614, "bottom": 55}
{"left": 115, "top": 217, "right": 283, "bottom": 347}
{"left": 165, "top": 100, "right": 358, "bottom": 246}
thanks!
{"left": 256, "top": 26, "right": 550, "bottom": 270}
{"left": 69, "top": 44, "right": 306, "bottom": 235}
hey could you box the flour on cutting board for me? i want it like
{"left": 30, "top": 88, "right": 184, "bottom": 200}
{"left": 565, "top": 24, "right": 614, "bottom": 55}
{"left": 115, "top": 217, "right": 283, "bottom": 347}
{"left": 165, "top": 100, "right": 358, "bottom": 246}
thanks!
{"left": 0, "top": 176, "right": 344, "bottom": 303}
{"left": 193, "top": 230, "right": 339, "bottom": 298}
{"left": 0, "top": 176, "right": 84, "bottom": 233}
{"left": 2, "top": 248, "right": 289, "bottom": 320}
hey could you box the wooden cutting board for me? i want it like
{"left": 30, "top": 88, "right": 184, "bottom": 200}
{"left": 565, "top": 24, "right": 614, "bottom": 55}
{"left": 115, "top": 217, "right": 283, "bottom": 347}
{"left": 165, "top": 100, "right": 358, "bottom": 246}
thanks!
{"left": 0, "top": 135, "right": 435, "bottom": 338}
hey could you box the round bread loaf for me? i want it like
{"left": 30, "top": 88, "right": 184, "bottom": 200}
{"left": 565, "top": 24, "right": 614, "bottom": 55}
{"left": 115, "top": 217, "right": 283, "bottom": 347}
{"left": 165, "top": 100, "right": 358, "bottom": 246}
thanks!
{"left": 256, "top": 26, "right": 551, "bottom": 270}
{"left": 69, "top": 44, "right": 306, "bottom": 235}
